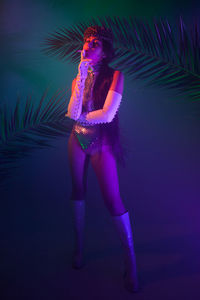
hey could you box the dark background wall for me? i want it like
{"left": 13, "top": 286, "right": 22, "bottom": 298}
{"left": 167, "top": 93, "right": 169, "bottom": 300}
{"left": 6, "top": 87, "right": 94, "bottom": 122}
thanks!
{"left": 1, "top": 1, "right": 200, "bottom": 299}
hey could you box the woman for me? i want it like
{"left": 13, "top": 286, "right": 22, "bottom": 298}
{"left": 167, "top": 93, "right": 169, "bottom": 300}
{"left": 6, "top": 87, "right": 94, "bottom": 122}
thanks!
{"left": 65, "top": 25, "right": 139, "bottom": 293}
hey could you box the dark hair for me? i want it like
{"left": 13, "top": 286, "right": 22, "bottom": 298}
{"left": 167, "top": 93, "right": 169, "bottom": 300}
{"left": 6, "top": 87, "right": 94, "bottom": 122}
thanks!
{"left": 101, "top": 39, "right": 115, "bottom": 64}
{"left": 83, "top": 25, "right": 115, "bottom": 64}
{"left": 92, "top": 65, "right": 127, "bottom": 167}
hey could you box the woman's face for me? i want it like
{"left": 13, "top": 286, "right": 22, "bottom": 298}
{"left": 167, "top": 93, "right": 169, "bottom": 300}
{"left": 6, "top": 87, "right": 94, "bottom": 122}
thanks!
{"left": 83, "top": 36, "right": 105, "bottom": 64}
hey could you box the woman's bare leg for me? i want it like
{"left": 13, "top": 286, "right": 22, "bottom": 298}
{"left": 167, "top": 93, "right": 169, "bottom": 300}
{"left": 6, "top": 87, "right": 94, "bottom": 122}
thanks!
{"left": 67, "top": 132, "right": 90, "bottom": 268}
{"left": 90, "top": 147, "right": 139, "bottom": 292}
{"left": 67, "top": 132, "right": 90, "bottom": 201}
{"left": 90, "top": 146, "right": 127, "bottom": 216}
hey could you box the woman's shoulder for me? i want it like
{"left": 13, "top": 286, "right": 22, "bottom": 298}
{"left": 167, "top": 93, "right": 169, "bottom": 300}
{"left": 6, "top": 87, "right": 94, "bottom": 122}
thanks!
{"left": 109, "top": 69, "right": 124, "bottom": 93}
{"left": 113, "top": 69, "right": 124, "bottom": 76}
{"left": 111, "top": 69, "right": 124, "bottom": 84}
{"left": 109, "top": 67, "right": 124, "bottom": 77}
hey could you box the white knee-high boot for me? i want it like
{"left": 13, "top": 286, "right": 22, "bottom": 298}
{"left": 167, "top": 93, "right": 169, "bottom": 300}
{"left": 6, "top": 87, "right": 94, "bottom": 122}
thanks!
{"left": 111, "top": 210, "right": 139, "bottom": 292}
{"left": 71, "top": 199, "right": 86, "bottom": 269}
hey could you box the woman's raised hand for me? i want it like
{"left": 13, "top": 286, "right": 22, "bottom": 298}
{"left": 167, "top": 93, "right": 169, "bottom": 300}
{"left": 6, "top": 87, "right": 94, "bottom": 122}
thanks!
{"left": 78, "top": 49, "right": 93, "bottom": 79}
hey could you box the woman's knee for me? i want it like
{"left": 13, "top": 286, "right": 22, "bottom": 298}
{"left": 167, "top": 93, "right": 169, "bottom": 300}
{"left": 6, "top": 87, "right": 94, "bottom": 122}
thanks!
{"left": 103, "top": 195, "right": 126, "bottom": 216}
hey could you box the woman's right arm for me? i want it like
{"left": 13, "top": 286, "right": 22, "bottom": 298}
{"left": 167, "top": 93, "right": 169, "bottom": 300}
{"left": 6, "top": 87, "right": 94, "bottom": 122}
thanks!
{"left": 65, "top": 51, "right": 92, "bottom": 121}
{"left": 65, "top": 75, "right": 85, "bottom": 121}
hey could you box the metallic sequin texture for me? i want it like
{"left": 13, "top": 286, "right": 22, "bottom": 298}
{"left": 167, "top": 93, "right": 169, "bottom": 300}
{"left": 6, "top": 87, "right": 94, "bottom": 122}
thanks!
{"left": 73, "top": 122, "right": 101, "bottom": 151}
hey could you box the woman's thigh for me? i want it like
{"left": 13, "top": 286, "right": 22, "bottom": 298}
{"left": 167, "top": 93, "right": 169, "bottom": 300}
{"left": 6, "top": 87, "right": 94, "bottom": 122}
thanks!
{"left": 67, "top": 132, "right": 90, "bottom": 200}
{"left": 90, "top": 146, "right": 122, "bottom": 204}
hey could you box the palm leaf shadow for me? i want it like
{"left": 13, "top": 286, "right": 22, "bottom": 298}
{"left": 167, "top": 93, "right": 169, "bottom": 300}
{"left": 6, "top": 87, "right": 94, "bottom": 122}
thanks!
{"left": 41, "top": 15, "right": 200, "bottom": 101}
{"left": 0, "top": 87, "right": 73, "bottom": 189}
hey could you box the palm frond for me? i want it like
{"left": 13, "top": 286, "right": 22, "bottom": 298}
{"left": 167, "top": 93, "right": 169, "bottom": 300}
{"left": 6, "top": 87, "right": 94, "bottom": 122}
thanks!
{"left": 0, "top": 88, "right": 73, "bottom": 188}
{"left": 41, "top": 16, "right": 200, "bottom": 101}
